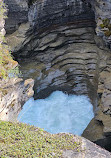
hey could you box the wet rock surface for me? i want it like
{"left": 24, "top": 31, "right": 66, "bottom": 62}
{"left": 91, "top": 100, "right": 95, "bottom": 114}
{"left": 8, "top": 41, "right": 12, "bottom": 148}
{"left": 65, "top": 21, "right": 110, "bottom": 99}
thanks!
{"left": 17, "top": 26, "right": 100, "bottom": 106}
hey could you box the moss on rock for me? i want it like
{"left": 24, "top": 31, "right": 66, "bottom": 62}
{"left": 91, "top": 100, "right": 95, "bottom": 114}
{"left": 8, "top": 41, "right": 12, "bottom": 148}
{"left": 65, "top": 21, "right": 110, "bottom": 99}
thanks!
{"left": 0, "top": 43, "right": 18, "bottom": 79}
{"left": 0, "top": 121, "right": 81, "bottom": 157}
{"left": 0, "top": 1, "right": 19, "bottom": 79}
{"left": 100, "top": 18, "right": 111, "bottom": 37}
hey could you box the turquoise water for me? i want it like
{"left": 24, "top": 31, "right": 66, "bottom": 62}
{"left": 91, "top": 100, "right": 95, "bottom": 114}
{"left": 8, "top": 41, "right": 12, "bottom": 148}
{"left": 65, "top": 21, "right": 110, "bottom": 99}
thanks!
{"left": 18, "top": 91, "right": 94, "bottom": 135}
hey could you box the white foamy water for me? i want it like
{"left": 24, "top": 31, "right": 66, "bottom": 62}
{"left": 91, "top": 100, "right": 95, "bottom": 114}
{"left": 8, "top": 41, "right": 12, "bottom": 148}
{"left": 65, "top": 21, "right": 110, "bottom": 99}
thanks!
{"left": 18, "top": 91, "right": 94, "bottom": 135}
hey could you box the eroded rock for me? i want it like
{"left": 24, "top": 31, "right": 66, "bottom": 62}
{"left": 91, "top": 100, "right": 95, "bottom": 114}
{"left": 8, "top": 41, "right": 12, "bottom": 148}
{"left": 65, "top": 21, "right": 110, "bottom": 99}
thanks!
{"left": 83, "top": 51, "right": 111, "bottom": 150}
{"left": 62, "top": 136, "right": 111, "bottom": 158}
{"left": 0, "top": 78, "right": 34, "bottom": 121}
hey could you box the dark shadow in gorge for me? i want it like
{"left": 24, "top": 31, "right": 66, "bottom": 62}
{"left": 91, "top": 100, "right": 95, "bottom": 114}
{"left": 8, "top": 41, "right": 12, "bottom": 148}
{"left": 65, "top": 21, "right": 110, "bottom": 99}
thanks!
{"left": 95, "top": 137, "right": 111, "bottom": 152}
{"left": 4, "top": 0, "right": 28, "bottom": 34}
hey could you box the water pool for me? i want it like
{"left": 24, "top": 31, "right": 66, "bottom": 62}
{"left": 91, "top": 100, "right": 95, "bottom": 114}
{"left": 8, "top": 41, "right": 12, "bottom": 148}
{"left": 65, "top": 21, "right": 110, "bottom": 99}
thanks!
{"left": 18, "top": 91, "right": 94, "bottom": 135}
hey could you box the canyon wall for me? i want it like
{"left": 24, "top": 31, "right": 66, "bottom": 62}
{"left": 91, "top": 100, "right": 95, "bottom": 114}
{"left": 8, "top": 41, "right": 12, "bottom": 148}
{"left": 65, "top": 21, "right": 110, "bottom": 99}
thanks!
{"left": 0, "top": 0, "right": 34, "bottom": 121}
{"left": 3, "top": 0, "right": 111, "bottom": 151}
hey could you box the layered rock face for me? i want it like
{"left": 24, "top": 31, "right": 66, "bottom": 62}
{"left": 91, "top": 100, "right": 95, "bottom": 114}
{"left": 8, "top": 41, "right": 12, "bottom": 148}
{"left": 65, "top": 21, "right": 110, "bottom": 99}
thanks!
{"left": 5, "top": 0, "right": 98, "bottom": 103}
{"left": 4, "top": 0, "right": 29, "bottom": 34}
{"left": 4, "top": 0, "right": 111, "bottom": 152}
{"left": 17, "top": 26, "right": 100, "bottom": 106}
{"left": 0, "top": 0, "right": 34, "bottom": 122}
{"left": 82, "top": 47, "right": 111, "bottom": 151}
{"left": 5, "top": 0, "right": 111, "bottom": 47}
{"left": 28, "top": 0, "right": 95, "bottom": 31}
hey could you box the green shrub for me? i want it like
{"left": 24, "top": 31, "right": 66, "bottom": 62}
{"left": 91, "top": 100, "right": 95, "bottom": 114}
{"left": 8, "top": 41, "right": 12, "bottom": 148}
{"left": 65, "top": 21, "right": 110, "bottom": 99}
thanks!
{"left": 100, "top": 18, "right": 111, "bottom": 37}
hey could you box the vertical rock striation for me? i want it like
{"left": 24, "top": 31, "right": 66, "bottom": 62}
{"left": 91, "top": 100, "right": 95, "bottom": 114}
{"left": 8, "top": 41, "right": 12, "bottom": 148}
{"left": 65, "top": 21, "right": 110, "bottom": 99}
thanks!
{"left": 28, "top": 0, "right": 95, "bottom": 30}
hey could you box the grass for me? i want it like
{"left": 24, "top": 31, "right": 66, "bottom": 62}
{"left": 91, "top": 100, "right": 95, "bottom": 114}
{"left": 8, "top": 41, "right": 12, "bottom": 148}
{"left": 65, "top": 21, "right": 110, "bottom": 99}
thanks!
{"left": 0, "top": 121, "right": 81, "bottom": 157}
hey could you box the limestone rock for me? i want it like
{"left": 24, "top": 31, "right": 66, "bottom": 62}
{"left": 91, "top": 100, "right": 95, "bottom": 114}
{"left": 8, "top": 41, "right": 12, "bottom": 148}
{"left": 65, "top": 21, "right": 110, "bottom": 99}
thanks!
{"left": 0, "top": 78, "right": 34, "bottom": 121}
{"left": 6, "top": 22, "right": 30, "bottom": 52}
{"left": 28, "top": 0, "right": 95, "bottom": 31}
{"left": 105, "top": 76, "right": 111, "bottom": 90}
{"left": 82, "top": 118, "right": 104, "bottom": 142}
{"left": 4, "top": 0, "right": 29, "bottom": 34}
{"left": 62, "top": 136, "right": 111, "bottom": 158}
{"left": 88, "top": 0, "right": 111, "bottom": 48}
